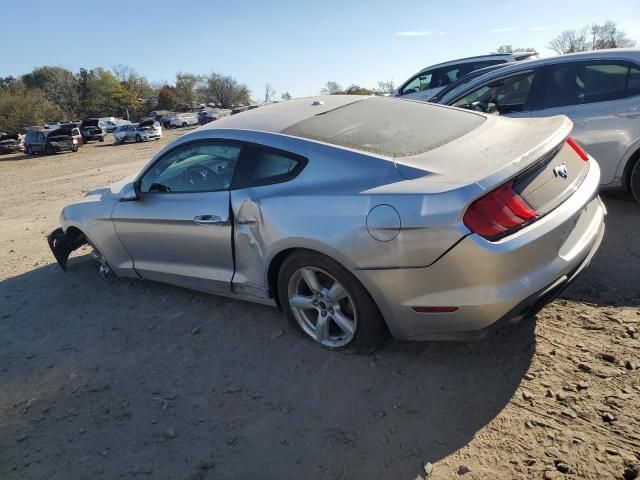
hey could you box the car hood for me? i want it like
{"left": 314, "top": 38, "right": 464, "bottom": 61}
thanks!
{"left": 0, "top": 139, "right": 18, "bottom": 145}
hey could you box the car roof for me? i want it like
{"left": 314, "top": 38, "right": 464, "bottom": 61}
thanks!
{"left": 438, "top": 48, "right": 640, "bottom": 103}
{"left": 414, "top": 52, "right": 536, "bottom": 74}
{"left": 200, "top": 95, "right": 487, "bottom": 158}
{"left": 200, "top": 95, "right": 366, "bottom": 134}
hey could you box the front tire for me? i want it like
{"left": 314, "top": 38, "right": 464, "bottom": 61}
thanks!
{"left": 135, "top": 134, "right": 142, "bottom": 143}
{"left": 277, "top": 251, "right": 388, "bottom": 353}
{"left": 631, "top": 159, "right": 640, "bottom": 204}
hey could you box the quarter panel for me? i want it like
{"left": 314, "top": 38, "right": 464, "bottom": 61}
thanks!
{"left": 60, "top": 189, "right": 135, "bottom": 277}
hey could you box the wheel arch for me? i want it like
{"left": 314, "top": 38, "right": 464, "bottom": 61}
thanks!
{"left": 622, "top": 145, "right": 640, "bottom": 191}
{"left": 265, "top": 246, "right": 388, "bottom": 327}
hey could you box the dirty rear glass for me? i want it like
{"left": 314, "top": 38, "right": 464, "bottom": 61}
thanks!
{"left": 282, "top": 97, "right": 485, "bottom": 157}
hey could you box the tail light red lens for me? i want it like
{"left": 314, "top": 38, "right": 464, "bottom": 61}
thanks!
{"left": 463, "top": 183, "right": 537, "bottom": 240}
{"left": 566, "top": 137, "right": 589, "bottom": 162}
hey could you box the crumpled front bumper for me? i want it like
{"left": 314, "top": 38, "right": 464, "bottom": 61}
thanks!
{"left": 47, "top": 227, "right": 87, "bottom": 271}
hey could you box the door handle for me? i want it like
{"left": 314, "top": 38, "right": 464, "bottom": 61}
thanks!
{"left": 236, "top": 217, "right": 257, "bottom": 225}
{"left": 193, "top": 215, "right": 224, "bottom": 225}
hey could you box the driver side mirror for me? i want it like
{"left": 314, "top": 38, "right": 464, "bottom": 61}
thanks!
{"left": 119, "top": 181, "right": 140, "bottom": 202}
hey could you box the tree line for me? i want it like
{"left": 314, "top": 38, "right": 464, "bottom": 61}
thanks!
{"left": 0, "top": 66, "right": 253, "bottom": 133}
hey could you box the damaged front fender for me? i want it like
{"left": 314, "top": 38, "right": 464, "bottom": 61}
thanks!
{"left": 47, "top": 227, "right": 88, "bottom": 271}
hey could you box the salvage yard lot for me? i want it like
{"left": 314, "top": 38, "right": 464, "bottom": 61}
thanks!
{"left": 1, "top": 130, "right": 639, "bottom": 480}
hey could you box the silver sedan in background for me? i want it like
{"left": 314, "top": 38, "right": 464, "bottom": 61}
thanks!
{"left": 435, "top": 49, "right": 640, "bottom": 202}
{"left": 112, "top": 120, "right": 163, "bottom": 144}
{"left": 48, "top": 96, "right": 605, "bottom": 352}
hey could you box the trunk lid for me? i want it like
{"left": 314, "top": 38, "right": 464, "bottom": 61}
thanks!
{"left": 394, "top": 114, "right": 590, "bottom": 213}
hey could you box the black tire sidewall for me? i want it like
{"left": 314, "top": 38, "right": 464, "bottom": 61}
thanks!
{"left": 277, "top": 251, "right": 388, "bottom": 354}
{"left": 631, "top": 160, "right": 640, "bottom": 204}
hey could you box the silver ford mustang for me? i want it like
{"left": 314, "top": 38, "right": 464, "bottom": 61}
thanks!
{"left": 48, "top": 95, "right": 605, "bottom": 352}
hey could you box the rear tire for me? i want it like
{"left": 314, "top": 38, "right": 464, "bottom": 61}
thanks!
{"left": 98, "top": 137, "right": 104, "bottom": 142}
{"left": 26, "top": 146, "right": 32, "bottom": 155}
{"left": 631, "top": 159, "right": 640, "bottom": 204}
{"left": 182, "top": 122, "right": 187, "bottom": 128}
{"left": 45, "top": 145, "right": 53, "bottom": 155}
{"left": 277, "top": 251, "right": 388, "bottom": 354}
{"left": 72, "top": 145, "right": 78, "bottom": 152}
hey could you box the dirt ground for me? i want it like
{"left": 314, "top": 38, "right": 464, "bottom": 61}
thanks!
{"left": 0, "top": 129, "right": 639, "bottom": 480}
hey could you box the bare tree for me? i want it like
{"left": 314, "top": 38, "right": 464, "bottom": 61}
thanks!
{"left": 591, "top": 21, "right": 637, "bottom": 49}
{"left": 201, "top": 73, "right": 250, "bottom": 109}
{"left": 320, "top": 81, "right": 342, "bottom": 95}
{"left": 376, "top": 80, "right": 395, "bottom": 94}
{"left": 112, "top": 64, "right": 135, "bottom": 83}
{"left": 547, "top": 27, "right": 591, "bottom": 54}
{"left": 281, "top": 91, "right": 292, "bottom": 101}
{"left": 264, "top": 83, "right": 276, "bottom": 103}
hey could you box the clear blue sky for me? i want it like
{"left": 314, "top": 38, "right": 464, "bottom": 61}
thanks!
{"left": 3, "top": 0, "right": 639, "bottom": 99}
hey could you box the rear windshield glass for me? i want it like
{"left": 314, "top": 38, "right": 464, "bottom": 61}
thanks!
{"left": 282, "top": 97, "right": 485, "bottom": 157}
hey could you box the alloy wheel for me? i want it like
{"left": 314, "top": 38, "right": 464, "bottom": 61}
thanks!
{"left": 287, "top": 267, "right": 357, "bottom": 348}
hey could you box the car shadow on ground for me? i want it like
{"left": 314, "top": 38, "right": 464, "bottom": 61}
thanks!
{"left": 0, "top": 255, "right": 535, "bottom": 479}
{"left": 561, "top": 191, "right": 640, "bottom": 307}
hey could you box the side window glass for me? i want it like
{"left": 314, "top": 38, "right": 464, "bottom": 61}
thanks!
{"left": 543, "top": 62, "right": 629, "bottom": 108}
{"left": 401, "top": 72, "right": 432, "bottom": 95}
{"left": 581, "top": 63, "right": 628, "bottom": 103}
{"left": 430, "top": 67, "right": 456, "bottom": 88}
{"left": 627, "top": 66, "right": 640, "bottom": 97}
{"left": 234, "top": 146, "right": 306, "bottom": 188}
{"left": 253, "top": 151, "right": 298, "bottom": 180}
{"left": 453, "top": 72, "right": 535, "bottom": 114}
{"left": 139, "top": 142, "right": 241, "bottom": 193}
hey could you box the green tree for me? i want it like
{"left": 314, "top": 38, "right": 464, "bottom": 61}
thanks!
{"left": 342, "top": 85, "right": 374, "bottom": 95}
{"left": 82, "top": 68, "right": 140, "bottom": 118}
{"left": 22, "top": 66, "right": 79, "bottom": 116}
{"left": 281, "top": 92, "right": 292, "bottom": 101}
{"left": 157, "top": 85, "right": 179, "bottom": 110}
{"left": 0, "top": 81, "right": 64, "bottom": 132}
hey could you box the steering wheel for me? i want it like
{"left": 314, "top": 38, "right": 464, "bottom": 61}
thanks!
{"left": 184, "top": 165, "right": 216, "bottom": 185}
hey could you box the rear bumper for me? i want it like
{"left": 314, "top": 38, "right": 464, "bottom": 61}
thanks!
{"left": 356, "top": 159, "right": 605, "bottom": 341}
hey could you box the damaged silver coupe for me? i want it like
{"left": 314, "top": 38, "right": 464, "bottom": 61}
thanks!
{"left": 49, "top": 95, "right": 605, "bottom": 352}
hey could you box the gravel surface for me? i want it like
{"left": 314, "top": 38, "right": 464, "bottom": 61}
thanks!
{"left": 1, "top": 130, "right": 639, "bottom": 479}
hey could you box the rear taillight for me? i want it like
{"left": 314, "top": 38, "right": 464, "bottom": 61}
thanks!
{"left": 463, "top": 183, "right": 537, "bottom": 240}
{"left": 566, "top": 137, "right": 589, "bottom": 162}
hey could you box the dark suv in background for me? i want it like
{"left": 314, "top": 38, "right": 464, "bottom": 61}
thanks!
{"left": 25, "top": 128, "right": 78, "bottom": 155}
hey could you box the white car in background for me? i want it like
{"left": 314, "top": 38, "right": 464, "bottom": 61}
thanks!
{"left": 113, "top": 120, "right": 163, "bottom": 144}
{"left": 169, "top": 113, "right": 199, "bottom": 128}
{"left": 395, "top": 52, "right": 538, "bottom": 102}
